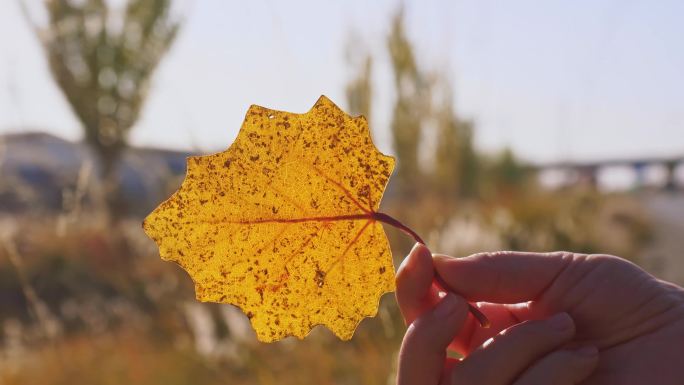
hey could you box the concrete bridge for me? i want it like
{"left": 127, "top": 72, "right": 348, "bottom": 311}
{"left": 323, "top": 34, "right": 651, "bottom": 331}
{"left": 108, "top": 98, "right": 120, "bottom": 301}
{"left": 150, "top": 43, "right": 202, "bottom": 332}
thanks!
{"left": 534, "top": 156, "right": 684, "bottom": 191}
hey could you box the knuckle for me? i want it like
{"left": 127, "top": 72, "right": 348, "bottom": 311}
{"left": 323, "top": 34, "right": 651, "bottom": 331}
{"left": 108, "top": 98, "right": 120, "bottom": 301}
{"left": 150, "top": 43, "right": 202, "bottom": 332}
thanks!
{"left": 402, "top": 320, "right": 429, "bottom": 350}
{"left": 585, "top": 253, "right": 622, "bottom": 266}
{"left": 404, "top": 318, "right": 426, "bottom": 341}
{"left": 547, "top": 251, "right": 582, "bottom": 262}
{"left": 468, "top": 252, "right": 497, "bottom": 266}
{"left": 400, "top": 323, "right": 418, "bottom": 347}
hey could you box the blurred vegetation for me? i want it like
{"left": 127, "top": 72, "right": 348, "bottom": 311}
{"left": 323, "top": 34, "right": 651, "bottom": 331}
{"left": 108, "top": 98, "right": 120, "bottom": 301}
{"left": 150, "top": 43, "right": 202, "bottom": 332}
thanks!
{"left": 0, "top": 219, "right": 403, "bottom": 385}
{"left": 0, "top": 4, "right": 656, "bottom": 385}
{"left": 25, "top": 0, "right": 179, "bottom": 221}
{"left": 372, "top": 10, "right": 650, "bottom": 263}
{"left": 386, "top": 9, "right": 430, "bottom": 199}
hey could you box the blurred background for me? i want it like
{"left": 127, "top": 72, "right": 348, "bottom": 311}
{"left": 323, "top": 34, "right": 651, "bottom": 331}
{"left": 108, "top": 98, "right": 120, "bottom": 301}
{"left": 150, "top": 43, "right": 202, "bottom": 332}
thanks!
{"left": 0, "top": 1, "right": 682, "bottom": 384}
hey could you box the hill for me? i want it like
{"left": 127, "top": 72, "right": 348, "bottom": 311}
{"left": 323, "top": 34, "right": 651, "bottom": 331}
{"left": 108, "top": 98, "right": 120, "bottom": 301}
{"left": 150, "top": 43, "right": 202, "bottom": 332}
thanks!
{"left": 0, "top": 132, "right": 192, "bottom": 216}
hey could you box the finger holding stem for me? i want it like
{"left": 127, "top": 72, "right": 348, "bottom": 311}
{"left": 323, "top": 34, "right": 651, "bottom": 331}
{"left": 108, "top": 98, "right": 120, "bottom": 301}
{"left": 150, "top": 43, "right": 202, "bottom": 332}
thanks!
{"left": 376, "top": 211, "right": 491, "bottom": 328}
{"left": 435, "top": 274, "right": 491, "bottom": 328}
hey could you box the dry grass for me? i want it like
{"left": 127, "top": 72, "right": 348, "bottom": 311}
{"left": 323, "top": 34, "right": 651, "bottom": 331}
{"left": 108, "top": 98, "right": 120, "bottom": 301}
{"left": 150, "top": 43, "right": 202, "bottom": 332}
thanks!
{"left": 0, "top": 188, "right": 653, "bottom": 384}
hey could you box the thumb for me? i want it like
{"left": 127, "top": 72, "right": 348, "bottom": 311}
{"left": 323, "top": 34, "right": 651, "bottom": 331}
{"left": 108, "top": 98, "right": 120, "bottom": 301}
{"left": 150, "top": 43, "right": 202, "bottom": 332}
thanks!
{"left": 397, "top": 293, "right": 469, "bottom": 385}
{"left": 433, "top": 251, "right": 573, "bottom": 304}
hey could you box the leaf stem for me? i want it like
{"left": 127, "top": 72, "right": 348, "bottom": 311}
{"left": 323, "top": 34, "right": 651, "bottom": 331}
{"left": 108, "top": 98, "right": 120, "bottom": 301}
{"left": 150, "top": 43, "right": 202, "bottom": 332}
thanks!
{"left": 374, "top": 211, "right": 491, "bottom": 328}
{"left": 371, "top": 212, "right": 425, "bottom": 244}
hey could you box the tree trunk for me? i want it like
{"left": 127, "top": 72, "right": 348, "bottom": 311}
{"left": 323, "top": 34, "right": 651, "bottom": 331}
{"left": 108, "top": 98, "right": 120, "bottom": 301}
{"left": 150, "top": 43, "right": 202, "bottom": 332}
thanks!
{"left": 95, "top": 145, "right": 126, "bottom": 224}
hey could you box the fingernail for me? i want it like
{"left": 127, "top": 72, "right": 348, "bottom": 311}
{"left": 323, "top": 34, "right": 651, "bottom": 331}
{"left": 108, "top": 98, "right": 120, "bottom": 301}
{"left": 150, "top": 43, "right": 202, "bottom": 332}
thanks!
{"left": 572, "top": 346, "right": 598, "bottom": 357}
{"left": 547, "top": 312, "right": 573, "bottom": 332}
{"left": 434, "top": 293, "right": 461, "bottom": 318}
{"left": 398, "top": 243, "right": 422, "bottom": 272}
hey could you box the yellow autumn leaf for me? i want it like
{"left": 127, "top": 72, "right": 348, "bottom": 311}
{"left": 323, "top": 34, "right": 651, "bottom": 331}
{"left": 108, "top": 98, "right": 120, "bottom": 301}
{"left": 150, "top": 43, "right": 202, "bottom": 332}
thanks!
{"left": 143, "top": 96, "right": 397, "bottom": 342}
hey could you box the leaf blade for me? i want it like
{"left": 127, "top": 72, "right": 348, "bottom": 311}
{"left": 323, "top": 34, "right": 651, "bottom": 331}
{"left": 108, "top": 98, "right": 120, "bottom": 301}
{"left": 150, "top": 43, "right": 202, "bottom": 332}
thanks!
{"left": 143, "top": 96, "right": 396, "bottom": 342}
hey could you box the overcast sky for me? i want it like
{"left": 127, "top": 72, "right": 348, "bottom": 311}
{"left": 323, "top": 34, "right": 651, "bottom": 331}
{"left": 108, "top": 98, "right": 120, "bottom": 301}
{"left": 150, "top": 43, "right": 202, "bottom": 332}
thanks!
{"left": 1, "top": 0, "right": 682, "bottom": 163}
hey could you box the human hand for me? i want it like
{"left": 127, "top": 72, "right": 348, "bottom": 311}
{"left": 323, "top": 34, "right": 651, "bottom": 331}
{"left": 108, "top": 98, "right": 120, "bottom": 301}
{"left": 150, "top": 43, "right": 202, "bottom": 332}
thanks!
{"left": 395, "top": 244, "right": 684, "bottom": 385}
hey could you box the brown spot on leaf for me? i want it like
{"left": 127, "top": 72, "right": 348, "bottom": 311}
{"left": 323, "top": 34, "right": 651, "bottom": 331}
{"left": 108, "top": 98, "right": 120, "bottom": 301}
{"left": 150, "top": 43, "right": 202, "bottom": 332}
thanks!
{"left": 314, "top": 269, "right": 326, "bottom": 288}
{"left": 141, "top": 95, "right": 396, "bottom": 343}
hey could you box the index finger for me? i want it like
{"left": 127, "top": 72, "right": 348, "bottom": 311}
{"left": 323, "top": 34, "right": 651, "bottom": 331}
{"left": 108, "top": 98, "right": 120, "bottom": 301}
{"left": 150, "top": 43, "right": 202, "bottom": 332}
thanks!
{"left": 433, "top": 251, "right": 573, "bottom": 304}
